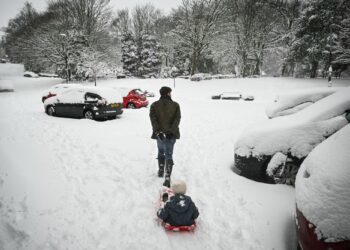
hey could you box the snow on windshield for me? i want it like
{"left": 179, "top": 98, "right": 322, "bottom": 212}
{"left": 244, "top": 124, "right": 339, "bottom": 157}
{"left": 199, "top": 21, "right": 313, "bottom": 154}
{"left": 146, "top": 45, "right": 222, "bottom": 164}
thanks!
{"left": 295, "top": 124, "right": 350, "bottom": 242}
{"left": 84, "top": 86, "right": 123, "bottom": 103}
{"left": 266, "top": 88, "right": 340, "bottom": 118}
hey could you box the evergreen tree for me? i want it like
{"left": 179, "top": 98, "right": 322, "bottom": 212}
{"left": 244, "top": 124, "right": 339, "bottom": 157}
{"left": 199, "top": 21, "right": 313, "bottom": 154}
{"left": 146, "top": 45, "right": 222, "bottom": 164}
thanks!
{"left": 138, "top": 33, "right": 161, "bottom": 78}
{"left": 333, "top": 15, "right": 350, "bottom": 66}
{"left": 121, "top": 31, "right": 138, "bottom": 75}
{"left": 290, "top": 0, "right": 349, "bottom": 78}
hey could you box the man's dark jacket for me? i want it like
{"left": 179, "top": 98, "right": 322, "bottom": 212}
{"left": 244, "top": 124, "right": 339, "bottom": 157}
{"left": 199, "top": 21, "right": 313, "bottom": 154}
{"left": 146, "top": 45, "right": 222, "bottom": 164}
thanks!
{"left": 149, "top": 96, "right": 181, "bottom": 139}
{"left": 157, "top": 194, "right": 199, "bottom": 226}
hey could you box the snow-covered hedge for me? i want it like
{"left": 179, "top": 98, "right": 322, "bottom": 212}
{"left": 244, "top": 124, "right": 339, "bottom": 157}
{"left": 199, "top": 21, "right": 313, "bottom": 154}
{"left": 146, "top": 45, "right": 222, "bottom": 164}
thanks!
{"left": 235, "top": 87, "right": 350, "bottom": 159}
{"left": 190, "top": 73, "right": 212, "bottom": 81}
{"left": 38, "top": 73, "right": 59, "bottom": 78}
{"left": 212, "top": 74, "right": 236, "bottom": 79}
{"left": 296, "top": 124, "right": 350, "bottom": 242}
{"left": 266, "top": 88, "right": 340, "bottom": 118}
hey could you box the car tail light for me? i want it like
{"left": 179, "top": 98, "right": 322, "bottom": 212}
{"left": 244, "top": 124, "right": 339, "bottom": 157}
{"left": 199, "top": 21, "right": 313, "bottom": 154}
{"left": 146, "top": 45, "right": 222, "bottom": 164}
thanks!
{"left": 296, "top": 208, "right": 350, "bottom": 250}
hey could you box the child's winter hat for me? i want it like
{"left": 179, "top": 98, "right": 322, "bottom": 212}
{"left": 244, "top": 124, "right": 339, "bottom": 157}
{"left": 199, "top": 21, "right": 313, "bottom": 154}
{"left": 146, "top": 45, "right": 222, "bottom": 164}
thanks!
{"left": 171, "top": 180, "right": 187, "bottom": 194}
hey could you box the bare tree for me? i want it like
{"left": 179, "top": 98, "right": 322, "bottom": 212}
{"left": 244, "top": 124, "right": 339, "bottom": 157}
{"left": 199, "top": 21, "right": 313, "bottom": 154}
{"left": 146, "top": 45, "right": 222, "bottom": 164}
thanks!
{"left": 224, "top": 0, "right": 283, "bottom": 77}
{"left": 132, "top": 4, "right": 162, "bottom": 39}
{"left": 172, "top": 0, "right": 226, "bottom": 75}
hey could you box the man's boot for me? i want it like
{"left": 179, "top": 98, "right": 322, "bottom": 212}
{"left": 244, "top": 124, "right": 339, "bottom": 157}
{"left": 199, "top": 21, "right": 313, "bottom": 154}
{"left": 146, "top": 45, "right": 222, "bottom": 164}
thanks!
{"left": 163, "top": 159, "right": 174, "bottom": 187}
{"left": 158, "top": 156, "right": 165, "bottom": 177}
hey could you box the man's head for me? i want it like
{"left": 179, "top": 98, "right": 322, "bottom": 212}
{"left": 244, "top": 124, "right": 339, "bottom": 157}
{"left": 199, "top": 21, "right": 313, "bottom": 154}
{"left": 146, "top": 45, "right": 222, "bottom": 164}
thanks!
{"left": 159, "top": 86, "right": 172, "bottom": 97}
{"left": 171, "top": 180, "right": 187, "bottom": 194}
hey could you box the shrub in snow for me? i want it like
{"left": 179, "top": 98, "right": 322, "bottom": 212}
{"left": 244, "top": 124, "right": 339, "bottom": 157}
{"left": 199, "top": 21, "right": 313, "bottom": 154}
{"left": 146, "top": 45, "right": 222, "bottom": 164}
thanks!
{"left": 190, "top": 73, "right": 212, "bottom": 81}
{"left": 212, "top": 74, "right": 236, "bottom": 79}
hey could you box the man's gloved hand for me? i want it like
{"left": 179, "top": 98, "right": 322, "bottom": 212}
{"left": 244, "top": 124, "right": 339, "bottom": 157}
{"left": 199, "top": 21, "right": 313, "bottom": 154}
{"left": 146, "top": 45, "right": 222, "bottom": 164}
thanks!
{"left": 157, "top": 132, "right": 165, "bottom": 141}
{"left": 165, "top": 132, "right": 174, "bottom": 139}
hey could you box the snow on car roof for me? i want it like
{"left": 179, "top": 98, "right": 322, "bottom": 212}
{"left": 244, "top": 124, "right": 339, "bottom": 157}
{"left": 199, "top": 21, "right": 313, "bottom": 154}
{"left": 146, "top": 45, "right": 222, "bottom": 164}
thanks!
{"left": 80, "top": 86, "right": 123, "bottom": 103}
{"left": 266, "top": 87, "right": 341, "bottom": 118}
{"left": 221, "top": 92, "right": 241, "bottom": 97}
{"left": 44, "top": 86, "right": 123, "bottom": 105}
{"left": 295, "top": 124, "right": 350, "bottom": 242}
{"left": 235, "top": 87, "right": 350, "bottom": 158}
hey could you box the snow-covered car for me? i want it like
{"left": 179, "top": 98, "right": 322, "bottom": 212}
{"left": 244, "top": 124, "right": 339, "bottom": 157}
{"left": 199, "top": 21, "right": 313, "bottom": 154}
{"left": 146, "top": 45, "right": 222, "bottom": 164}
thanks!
{"left": 233, "top": 87, "right": 350, "bottom": 185}
{"left": 295, "top": 124, "right": 350, "bottom": 250}
{"left": 212, "top": 92, "right": 241, "bottom": 100}
{"left": 211, "top": 92, "right": 254, "bottom": 101}
{"left": 266, "top": 88, "right": 340, "bottom": 119}
{"left": 44, "top": 86, "right": 123, "bottom": 120}
{"left": 0, "top": 79, "right": 14, "bottom": 92}
{"left": 42, "top": 83, "right": 83, "bottom": 103}
{"left": 116, "top": 73, "right": 126, "bottom": 79}
{"left": 23, "top": 71, "right": 39, "bottom": 78}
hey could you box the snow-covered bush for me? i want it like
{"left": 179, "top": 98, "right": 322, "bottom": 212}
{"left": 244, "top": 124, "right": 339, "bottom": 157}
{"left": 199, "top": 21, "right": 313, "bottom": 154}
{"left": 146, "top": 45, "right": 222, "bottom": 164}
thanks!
{"left": 212, "top": 74, "right": 236, "bottom": 79}
{"left": 190, "top": 73, "right": 212, "bottom": 81}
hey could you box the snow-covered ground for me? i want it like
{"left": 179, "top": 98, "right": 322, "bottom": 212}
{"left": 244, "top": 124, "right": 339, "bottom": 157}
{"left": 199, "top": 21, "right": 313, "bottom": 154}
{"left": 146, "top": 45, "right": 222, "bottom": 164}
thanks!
{"left": 1, "top": 71, "right": 350, "bottom": 250}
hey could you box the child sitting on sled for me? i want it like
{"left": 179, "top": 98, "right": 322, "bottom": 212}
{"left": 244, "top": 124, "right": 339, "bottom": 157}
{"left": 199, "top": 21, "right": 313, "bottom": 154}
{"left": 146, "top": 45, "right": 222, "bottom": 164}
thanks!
{"left": 157, "top": 180, "right": 199, "bottom": 227}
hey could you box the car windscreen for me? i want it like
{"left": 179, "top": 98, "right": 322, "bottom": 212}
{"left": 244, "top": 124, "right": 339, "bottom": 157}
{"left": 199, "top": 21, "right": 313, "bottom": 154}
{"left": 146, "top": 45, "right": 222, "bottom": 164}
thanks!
{"left": 85, "top": 92, "right": 102, "bottom": 102}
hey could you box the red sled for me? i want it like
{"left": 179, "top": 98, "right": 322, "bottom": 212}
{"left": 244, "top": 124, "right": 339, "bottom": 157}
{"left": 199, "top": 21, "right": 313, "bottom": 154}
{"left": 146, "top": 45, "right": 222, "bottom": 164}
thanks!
{"left": 163, "top": 222, "right": 196, "bottom": 232}
{"left": 158, "top": 187, "right": 197, "bottom": 232}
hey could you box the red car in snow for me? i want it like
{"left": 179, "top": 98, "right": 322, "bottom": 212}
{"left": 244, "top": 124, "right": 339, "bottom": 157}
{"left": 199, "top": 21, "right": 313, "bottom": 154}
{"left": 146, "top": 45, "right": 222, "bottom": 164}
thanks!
{"left": 295, "top": 124, "right": 350, "bottom": 250}
{"left": 122, "top": 89, "right": 149, "bottom": 109}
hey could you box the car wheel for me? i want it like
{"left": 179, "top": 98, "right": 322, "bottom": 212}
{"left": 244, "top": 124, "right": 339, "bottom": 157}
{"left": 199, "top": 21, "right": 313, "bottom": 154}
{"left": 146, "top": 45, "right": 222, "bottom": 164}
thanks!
{"left": 127, "top": 103, "right": 136, "bottom": 109}
{"left": 46, "top": 105, "right": 55, "bottom": 116}
{"left": 84, "top": 110, "right": 94, "bottom": 120}
{"left": 274, "top": 162, "right": 299, "bottom": 186}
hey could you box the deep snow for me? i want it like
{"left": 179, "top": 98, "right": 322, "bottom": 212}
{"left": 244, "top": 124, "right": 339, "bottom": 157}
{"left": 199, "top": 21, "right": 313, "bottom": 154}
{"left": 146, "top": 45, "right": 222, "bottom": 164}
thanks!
{"left": 1, "top": 70, "right": 350, "bottom": 250}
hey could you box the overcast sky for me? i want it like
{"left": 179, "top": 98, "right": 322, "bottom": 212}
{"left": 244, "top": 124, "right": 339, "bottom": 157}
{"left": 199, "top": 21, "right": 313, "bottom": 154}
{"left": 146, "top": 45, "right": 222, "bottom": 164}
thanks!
{"left": 0, "top": 0, "right": 182, "bottom": 32}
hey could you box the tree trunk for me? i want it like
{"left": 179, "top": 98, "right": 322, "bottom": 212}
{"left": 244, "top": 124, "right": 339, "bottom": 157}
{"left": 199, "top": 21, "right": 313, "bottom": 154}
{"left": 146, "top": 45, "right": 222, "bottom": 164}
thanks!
{"left": 190, "top": 50, "right": 198, "bottom": 76}
{"left": 241, "top": 52, "right": 247, "bottom": 78}
{"left": 310, "top": 61, "right": 318, "bottom": 78}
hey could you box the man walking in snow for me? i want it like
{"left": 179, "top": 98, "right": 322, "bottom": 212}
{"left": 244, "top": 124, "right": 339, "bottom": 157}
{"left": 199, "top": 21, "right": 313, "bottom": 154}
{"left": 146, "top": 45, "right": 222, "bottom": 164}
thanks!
{"left": 150, "top": 86, "right": 181, "bottom": 187}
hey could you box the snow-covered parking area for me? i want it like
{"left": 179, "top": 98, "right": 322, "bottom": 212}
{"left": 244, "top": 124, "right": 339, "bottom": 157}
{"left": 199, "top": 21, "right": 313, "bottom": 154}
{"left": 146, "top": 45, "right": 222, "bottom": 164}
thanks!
{"left": 1, "top": 76, "right": 350, "bottom": 250}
